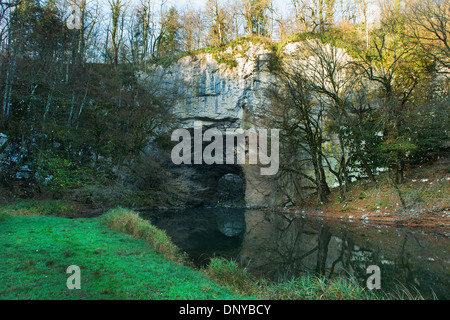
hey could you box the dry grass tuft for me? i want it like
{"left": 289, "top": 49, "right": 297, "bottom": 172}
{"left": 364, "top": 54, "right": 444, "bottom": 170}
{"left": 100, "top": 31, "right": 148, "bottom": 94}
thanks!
{"left": 101, "top": 207, "right": 187, "bottom": 263}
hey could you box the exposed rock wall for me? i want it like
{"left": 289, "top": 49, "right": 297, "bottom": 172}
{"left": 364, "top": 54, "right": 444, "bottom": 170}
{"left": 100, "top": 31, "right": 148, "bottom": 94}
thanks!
{"left": 138, "top": 42, "right": 283, "bottom": 207}
{"left": 138, "top": 42, "right": 273, "bottom": 130}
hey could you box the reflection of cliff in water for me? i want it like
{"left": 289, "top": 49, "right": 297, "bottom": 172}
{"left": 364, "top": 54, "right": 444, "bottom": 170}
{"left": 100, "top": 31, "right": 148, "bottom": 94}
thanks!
{"left": 141, "top": 208, "right": 449, "bottom": 299}
{"left": 142, "top": 208, "right": 246, "bottom": 265}
{"left": 241, "top": 210, "right": 449, "bottom": 299}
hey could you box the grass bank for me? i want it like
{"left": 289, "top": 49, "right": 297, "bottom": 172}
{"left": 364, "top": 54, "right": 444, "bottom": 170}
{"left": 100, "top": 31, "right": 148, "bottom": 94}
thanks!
{"left": 204, "top": 257, "right": 424, "bottom": 300}
{"left": 0, "top": 205, "right": 243, "bottom": 300}
{"left": 205, "top": 257, "right": 378, "bottom": 300}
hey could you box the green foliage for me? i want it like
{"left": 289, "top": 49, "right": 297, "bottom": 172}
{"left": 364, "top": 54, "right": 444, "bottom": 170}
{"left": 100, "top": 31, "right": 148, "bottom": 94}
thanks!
{"left": 10, "top": 0, "right": 74, "bottom": 61}
{"left": 267, "top": 45, "right": 282, "bottom": 72}
{"left": 214, "top": 52, "right": 238, "bottom": 68}
{"left": 378, "top": 138, "right": 418, "bottom": 158}
{"left": 149, "top": 51, "right": 190, "bottom": 66}
{"left": 155, "top": 6, "right": 182, "bottom": 58}
{"left": 407, "top": 99, "right": 450, "bottom": 162}
{"left": 371, "top": 95, "right": 449, "bottom": 171}
{"left": 263, "top": 275, "right": 378, "bottom": 300}
{"left": 191, "top": 35, "right": 273, "bottom": 68}
{"left": 72, "top": 184, "right": 156, "bottom": 208}
{"left": 278, "top": 28, "right": 363, "bottom": 58}
{"left": 36, "top": 154, "right": 85, "bottom": 193}
{"left": 2, "top": 42, "right": 174, "bottom": 199}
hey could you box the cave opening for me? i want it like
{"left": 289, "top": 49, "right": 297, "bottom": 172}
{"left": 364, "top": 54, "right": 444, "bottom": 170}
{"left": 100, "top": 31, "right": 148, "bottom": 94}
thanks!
{"left": 216, "top": 172, "right": 246, "bottom": 207}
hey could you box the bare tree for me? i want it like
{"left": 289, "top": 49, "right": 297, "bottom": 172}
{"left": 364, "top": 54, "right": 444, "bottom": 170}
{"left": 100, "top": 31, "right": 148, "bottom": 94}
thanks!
{"left": 290, "top": 0, "right": 311, "bottom": 32}
{"left": 264, "top": 52, "right": 332, "bottom": 204}
{"left": 408, "top": 0, "right": 450, "bottom": 76}
{"left": 179, "top": 7, "right": 204, "bottom": 52}
{"left": 205, "top": 0, "right": 228, "bottom": 46}
{"left": 289, "top": 40, "right": 358, "bottom": 189}
{"left": 228, "top": 0, "right": 244, "bottom": 39}
{"left": 1, "top": 0, "right": 24, "bottom": 130}
{"left": 129, "top": 0, "right": 154, "bottom": 67}
{"left": 108, "top": 0, "right": 127, "bottom": 67}
{"left": 243, "top": 0, "right": 271, "bottom": 36}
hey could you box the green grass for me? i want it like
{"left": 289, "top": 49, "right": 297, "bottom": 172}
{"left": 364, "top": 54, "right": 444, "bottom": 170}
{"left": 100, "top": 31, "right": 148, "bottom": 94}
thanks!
{"left": 205, "top": 258, "right": 255, "bottom": 294}
{"left": 0, "top": 213, "right": 8, "bottom": 223}
{"left": 0, "top": 211, "right": 243, "bottom": 300}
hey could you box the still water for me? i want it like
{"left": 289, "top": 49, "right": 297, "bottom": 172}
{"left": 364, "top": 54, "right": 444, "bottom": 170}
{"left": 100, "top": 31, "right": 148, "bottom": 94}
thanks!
{"left": 140, "top": 207, "right": 450, "bottom": 299}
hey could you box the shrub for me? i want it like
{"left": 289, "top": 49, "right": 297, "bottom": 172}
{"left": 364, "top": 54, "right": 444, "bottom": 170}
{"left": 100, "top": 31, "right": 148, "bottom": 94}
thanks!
{"left": 35, "top": 154, "right": 87, "bottom": 196}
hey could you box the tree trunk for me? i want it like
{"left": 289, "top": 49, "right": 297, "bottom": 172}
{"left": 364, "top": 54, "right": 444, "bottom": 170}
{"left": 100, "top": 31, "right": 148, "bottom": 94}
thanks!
{"left": 355, "top": 143, "right": 376, "bottom": 183}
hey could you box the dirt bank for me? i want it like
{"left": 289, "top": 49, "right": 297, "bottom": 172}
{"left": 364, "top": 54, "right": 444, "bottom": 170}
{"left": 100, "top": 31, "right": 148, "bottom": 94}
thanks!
{"left": 280, "top": 158, "right": 450, "bottom": 231}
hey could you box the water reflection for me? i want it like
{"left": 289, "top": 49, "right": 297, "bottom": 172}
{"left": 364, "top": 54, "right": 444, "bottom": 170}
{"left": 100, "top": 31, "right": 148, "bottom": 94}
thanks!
{"left": 141, "top": 207, "right": 450, "bottom": 299}
{"left": 242, "top": 210, "right": 450, "bottom": 299}
{"left": 215, "top": 208, "right": 246, "bottom": 236}
{"left": 142, "top": 208, "right": 246, "bottom": 265}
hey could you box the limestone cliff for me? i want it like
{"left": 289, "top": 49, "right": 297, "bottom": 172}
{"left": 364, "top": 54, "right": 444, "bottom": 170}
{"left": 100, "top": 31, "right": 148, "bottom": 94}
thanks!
{"left": 138, "top": 42, "right": 283, "bottom": 208}
{"left": 137, "top": 42, "right": 274, "bottom": 130}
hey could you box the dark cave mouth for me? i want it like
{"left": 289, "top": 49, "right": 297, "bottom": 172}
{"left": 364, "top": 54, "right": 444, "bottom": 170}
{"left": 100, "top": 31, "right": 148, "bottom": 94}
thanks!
{"left": 216, "top": 173, "right": 246, "bottom": 207}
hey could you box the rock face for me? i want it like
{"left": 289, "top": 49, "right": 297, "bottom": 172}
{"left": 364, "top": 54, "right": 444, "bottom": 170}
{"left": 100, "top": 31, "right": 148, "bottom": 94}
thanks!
{"left": 138, "top": 42, "right": 273, "bottom": 130}
{"left": 138, "top": 42, "right": 283, "bottom": 207}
